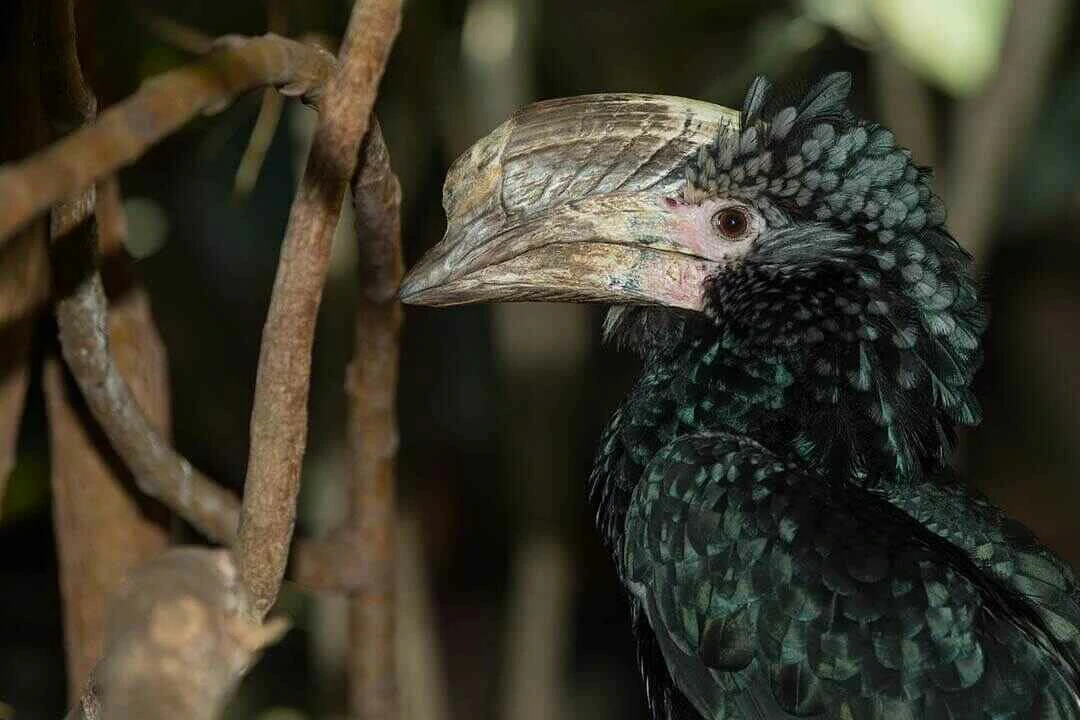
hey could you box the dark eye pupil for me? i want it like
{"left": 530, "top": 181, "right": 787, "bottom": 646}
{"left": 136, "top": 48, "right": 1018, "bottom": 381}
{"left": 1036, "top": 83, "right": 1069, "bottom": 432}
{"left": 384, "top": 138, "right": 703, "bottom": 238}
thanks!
{"left": 715, "top": 208, "right": 748, "bottom": 238}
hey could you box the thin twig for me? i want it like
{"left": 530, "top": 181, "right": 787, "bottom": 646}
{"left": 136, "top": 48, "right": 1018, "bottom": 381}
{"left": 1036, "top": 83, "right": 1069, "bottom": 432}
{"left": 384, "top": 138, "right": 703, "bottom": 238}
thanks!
{"left": 946, "top": 0, "right": 1070, "bottom": 264}
{"left": 47, "top": 180, "right": 174, "bottom": 698}
{"left": 233, "top": 89, "right": 285, "bottom": 199}
{"left": 53, "top": 236, "right": 243, "bottom": 543}
{"left": 236, "top": 0, "right": 402, "bottom": 621}
{"left": 0, "top": 33, "right": 336, "bottom": 243}
{"left": 233, "top": 0, "right": 289, "bottom": 199}
{"left": 41, "top": 0, "right": 173, "bottom": 698}
{"left": 37, "top": 28, "right": 347, "bottom": 546}
{"left": 48, "top": 213, "right": 392, "bottom": 566}
{"left": 24, "top": 0, "right": 398, "bottom": 614}
{"left": 346, "top": 117, "right": 403, "bottom": 719}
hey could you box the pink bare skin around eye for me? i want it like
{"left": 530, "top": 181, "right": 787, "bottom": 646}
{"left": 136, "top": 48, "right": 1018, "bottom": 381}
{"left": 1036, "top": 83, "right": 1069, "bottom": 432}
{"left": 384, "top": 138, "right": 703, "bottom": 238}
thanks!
{"left": 660, "top": 196, "right": 753, "bottom": 264}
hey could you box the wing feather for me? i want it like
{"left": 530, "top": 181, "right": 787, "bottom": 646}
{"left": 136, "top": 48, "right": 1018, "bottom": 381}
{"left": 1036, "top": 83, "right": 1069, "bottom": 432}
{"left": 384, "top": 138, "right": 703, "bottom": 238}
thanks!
{"left": 622, "top": 433, "right": 1080, "bottom": 719}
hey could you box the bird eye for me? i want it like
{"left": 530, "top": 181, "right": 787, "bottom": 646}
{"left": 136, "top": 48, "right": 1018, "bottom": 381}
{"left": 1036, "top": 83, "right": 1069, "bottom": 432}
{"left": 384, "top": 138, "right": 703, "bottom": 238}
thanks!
{"left": 713, "top": 207, "right": 751, "bottom": 240}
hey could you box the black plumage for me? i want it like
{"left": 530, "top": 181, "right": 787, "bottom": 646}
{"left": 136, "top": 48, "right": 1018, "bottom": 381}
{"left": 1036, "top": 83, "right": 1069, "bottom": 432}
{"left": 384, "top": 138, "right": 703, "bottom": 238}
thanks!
{"left": 400, "top": 71, "right": 1080, "bottom": 720}
{"left": 591, "top": 74, "right": 1080, "bottom": 719}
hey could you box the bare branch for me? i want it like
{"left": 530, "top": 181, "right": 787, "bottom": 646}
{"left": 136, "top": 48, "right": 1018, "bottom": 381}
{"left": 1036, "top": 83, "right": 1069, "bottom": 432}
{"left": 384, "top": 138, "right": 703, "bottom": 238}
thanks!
{"left": 67, "top": 549, "right": 288, "bottom": 720}
{"left": 291, "top": 528, "right": 392, "bottom": 593}
{"left": 43, "top": 4, "right": 242, "bottom": 543}
{"left": 236, "top": 0, "right": 402, "bottom": 621}
{"left": 346, "top": 117, "right": 404, "bottom": 719}
{"left": 0, "top": 0, "right": 52, "bottom": 513}
{"left": 233, "top": 0, "right": 290, "bottom": 199}
{"left": 47, "top": 182, "right": 174, "bottom": 699}
{"left": 39, "top": 0, "right": 174, "bottom": 699}
{"left": 45, "top": 340, "right": 170, "bottom": 696}
{"left": 0, "top": 33, "right": 336, "bottom": 243}
{"left": 233, "top": 89, "right": 285, "bottom": 199}
{"left": 38, "top": 0, "right": 96, "bottom": 132}
{"left": 52, "top": 243, "right": 243, "bottom": 542}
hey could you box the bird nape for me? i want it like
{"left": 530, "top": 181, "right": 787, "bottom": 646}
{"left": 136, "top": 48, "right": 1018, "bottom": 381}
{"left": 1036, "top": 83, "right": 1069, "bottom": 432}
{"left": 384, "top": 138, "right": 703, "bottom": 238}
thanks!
{"left": 400, "top": 73, "right": 1080, "bottom": 719}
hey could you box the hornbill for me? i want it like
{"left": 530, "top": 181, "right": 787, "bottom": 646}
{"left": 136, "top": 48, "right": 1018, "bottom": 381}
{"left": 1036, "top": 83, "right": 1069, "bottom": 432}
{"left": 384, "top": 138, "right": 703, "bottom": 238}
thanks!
{"left": 400, "top": 73, "right": 1080, "bottom": 719}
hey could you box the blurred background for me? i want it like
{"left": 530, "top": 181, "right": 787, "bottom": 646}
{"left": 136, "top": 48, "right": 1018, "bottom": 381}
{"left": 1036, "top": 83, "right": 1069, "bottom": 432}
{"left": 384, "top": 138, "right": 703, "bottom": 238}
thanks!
{"left": 2, "top": 0, "right": 1080, "bottom": 718}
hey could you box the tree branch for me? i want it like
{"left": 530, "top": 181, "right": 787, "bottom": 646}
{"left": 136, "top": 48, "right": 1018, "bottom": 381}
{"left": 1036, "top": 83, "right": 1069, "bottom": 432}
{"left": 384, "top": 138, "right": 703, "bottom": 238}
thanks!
{"left": 40, "top": 0, "right": 173, "bottom": 699}
{"left": 53, "top": 245, "right": 243, "bottom": 542}
{"left": 346, "top": 117, "right": 403, "bottom": 719}
{"left": 37, "top": 1, "right": 403, "bottom": 713}
{"left": 236, "top": 0, "right": 402, "bottom": 621}
{"left": 0, "top": 0, "right": 51, "bottom": 513}
{"left": 0, "top": 32, "right": 336, "bottom": 243}
{"left": 42, "top": 4, "right": 243, "bottom": 544}
{"left": 36, "top": 10, "right": 402, "bottom": 704}
{"left": 46, "top": 180, "right": 173, "bottom": 698}
{"left": 65, "top": 549, "right": 288, "bottom": 720}
{"left": 233, "top": 0, "right": 290, "bottom": 199}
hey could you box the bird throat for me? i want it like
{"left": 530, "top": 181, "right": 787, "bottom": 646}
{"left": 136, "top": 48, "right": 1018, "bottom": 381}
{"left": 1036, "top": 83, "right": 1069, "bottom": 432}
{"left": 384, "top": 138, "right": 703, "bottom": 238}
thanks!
{"left": 590, "top": 323, "right": 953, "bottom": 559}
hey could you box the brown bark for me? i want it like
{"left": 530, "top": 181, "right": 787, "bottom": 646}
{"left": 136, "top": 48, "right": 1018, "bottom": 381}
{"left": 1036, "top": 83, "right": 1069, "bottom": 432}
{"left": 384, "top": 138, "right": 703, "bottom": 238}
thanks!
{"left": 0, "top": 33, "right": 336, "bottom": 243}
{"left": 41, "top": 0, "right": 171, "bottom": 697}
{"left": 233, "top": 0, "right": 290, "bottom": 199}
{"left": 65, "top": 549, "right": 288, "bottom": 720}
{"left": 43, "top": 0, "right": 242, "bottom": 546}
{"left": 52, "top": 236, "right": 243, "bottom": 544}
{"left": 346, "top": 119, "right": 403, "bottom": 720}
{"left": 45, "top": 294, "right": 171, "bottom": 695}
{"left": 22, "top": 1, "right": 407, "bottom": 713}
{"left": 236, "top": 0, "right": 402, "bottom": 621}
{"left": 0, "top": 0, "right": 51, "bottom": 514}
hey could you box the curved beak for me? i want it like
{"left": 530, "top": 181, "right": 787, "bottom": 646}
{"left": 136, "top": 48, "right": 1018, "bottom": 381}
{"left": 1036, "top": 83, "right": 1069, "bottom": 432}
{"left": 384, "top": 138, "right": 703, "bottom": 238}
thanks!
{"left": 399, "top": 94, "right": 740, "bottom": 311}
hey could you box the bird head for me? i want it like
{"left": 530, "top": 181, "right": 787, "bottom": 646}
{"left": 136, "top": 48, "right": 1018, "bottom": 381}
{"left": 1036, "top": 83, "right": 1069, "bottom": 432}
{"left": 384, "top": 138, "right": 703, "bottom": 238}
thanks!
{"left": 401, "top": 74, "right": 986, "bottom": 482}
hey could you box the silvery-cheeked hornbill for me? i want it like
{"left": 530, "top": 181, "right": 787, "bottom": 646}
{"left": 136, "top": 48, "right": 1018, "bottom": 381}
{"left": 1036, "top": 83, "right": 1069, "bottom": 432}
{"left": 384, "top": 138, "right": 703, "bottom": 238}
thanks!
{"left": 399, "top": 73, "right": 1080, "bottom": 719}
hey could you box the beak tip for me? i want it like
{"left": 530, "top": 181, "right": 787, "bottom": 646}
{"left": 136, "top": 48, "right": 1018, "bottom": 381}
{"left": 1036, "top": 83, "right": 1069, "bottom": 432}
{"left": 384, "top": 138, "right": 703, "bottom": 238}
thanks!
{"left": 397, "top": 277, "right": 425, "bottom": 305}
{"left": 398, "top": 263, "right": 446, "bottom": 306}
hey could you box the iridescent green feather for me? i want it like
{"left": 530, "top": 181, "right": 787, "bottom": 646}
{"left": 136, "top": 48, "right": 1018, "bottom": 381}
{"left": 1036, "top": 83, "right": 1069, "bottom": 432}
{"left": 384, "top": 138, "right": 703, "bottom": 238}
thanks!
{"left": 589, "top": 73, "right": 1074, "bottom": 720}
{"left": 621, "top": 434, "right": 1080, "bottom": 720}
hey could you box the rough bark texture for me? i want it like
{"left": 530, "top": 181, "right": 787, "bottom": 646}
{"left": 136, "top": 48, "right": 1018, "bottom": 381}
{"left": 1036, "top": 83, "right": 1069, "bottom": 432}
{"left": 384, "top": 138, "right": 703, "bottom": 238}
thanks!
{"left": 7, "top": 1, "right": 408, "bottom": 714}
{"left": 41, "top": 0, "right": 171, "bottom": 698}
{"left": 47, "top": 182, "right": 173, "bottom": 703}
{"left": 45, "top": 314, "right": 170, "bottom": 698}
{"left": 236, "top": 0, "right": 402, "bottom": 621}
{"left": 53, "top": 244, "right": 243, "bottom": 544}
{"left": 46, "top": 35, "right": 242, "bottom": 543}
{"left": 66, "top": 549, "right": 287, "bottom": 720}
{"left": 0, "top": 33, "right": 336, "bottom": 243}
{"left": 346, "top": 119, "right": 403, "bottom": 720}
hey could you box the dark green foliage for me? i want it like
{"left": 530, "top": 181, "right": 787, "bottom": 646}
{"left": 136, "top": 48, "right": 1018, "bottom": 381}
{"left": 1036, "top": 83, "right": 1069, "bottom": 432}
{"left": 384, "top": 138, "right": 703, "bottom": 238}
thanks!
{"left": 592, "top": 75, "right": 1080, "bottom": 719}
